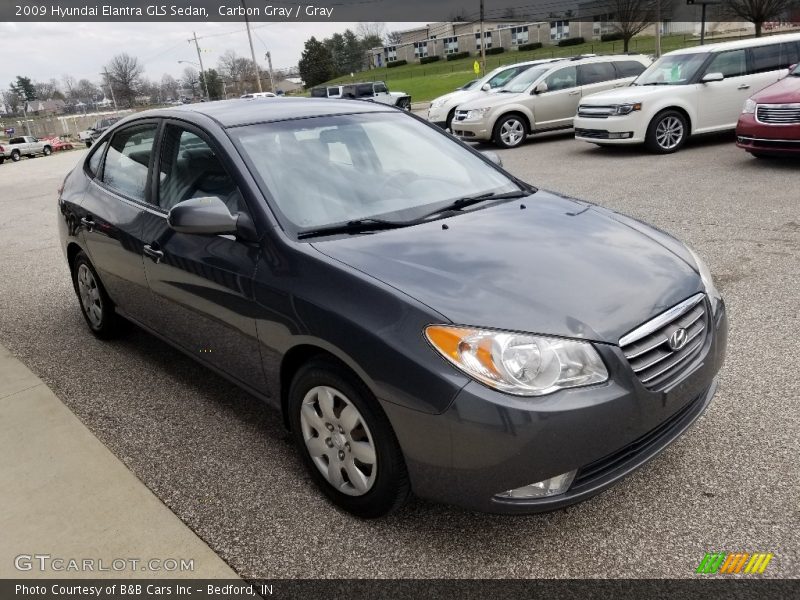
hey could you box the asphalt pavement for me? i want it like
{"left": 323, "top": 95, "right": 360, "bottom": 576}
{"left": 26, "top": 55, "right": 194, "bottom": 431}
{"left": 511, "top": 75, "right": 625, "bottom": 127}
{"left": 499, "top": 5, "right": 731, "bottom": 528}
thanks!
{"left": 0, "top": 133, "right": 797, "bottom": 579}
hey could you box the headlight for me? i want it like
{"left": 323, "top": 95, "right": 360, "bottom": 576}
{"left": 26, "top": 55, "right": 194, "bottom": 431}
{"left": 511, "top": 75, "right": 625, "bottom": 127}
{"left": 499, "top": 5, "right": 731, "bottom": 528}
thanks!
{"left": 613, "top": 103, "right": 642, "bottom": 116}
{"left": 687, "top": 247, "right": 722, "bottom": 307}
{"left": 425, "top": 325, "right": 608, "bottom": 396}
{"left": 742, "top": 98, "right": 757, "bottom": 114}
{"left": 463, "top": 107, "right": 491, "bottom": 121}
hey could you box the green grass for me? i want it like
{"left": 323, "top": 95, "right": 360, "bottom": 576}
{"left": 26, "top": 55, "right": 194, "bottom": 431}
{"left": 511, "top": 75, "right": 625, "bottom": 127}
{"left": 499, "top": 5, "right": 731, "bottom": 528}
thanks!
{"left": 318, "top": 32, "right": 753, "bottom": 103}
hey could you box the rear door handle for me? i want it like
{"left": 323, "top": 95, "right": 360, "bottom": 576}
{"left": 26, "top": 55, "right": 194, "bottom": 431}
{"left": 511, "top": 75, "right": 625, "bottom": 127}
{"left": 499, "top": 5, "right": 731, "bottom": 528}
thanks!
{"left": 569, "top": 90, "right": 580, "bottom": 95}
{"left": 143, "top": 244, "right": 164, "bottom": 264}
{"left": 80, "top": 216, "right": 95, "bottom": 231}
{"left": 737, "top": 84, "right": 750, "bottom": 90}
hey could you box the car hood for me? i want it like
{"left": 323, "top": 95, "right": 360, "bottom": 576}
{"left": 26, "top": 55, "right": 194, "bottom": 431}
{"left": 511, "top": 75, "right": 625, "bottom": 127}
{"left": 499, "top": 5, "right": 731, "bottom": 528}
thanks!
{"left": 580, "top": 85, "right": 680, "bottom": 105}
{"left": 311, "top": 192, "right": 702, "bottom": 344}
{"left": 750, "top": 74, "right": 800, "bottom": 103}
{"left": 434, "top": 89, "right": 493, "bottom": 107}
{"left": 458, "top": 91, "right": 526, "bottom": 110}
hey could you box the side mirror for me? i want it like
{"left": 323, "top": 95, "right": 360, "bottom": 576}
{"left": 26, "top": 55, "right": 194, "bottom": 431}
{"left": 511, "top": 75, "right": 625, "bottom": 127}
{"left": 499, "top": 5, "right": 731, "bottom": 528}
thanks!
{"left": 701, "top": 72, "right": 724, "bottom": 83}
{"left": 168, "top": 197, "right": 238, "bottom": 236}
{"left": 533, "top": 82, "right": 548, "bottom": 94}
{"left": 481, "top": 150, "right": 503, "bottom": 168}
{"left": 481, "top": 83, "right": 491, "bottom": 91}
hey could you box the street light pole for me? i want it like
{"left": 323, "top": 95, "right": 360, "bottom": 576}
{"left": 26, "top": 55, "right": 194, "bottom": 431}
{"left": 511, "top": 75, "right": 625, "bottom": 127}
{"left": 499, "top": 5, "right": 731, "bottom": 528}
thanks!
{"left": 241, "top": 0, "right": 263, "bottom": 92}
{"left": 102, "top": 68, "right": 118, "bottom": 112}
{"left": 479, "top": 0, "right": 486, "bottom": 75}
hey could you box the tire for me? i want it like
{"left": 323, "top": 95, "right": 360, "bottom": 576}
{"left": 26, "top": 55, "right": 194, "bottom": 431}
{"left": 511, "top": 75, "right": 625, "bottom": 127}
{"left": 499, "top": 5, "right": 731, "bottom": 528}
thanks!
{"left": 0, "top": 157, "right": 4, "bottom": 165}
{"left": 288, "top": 358, "right": 410, "bottom": 518}
{"left": 445, "top": 109, "right": 456, "bottom": 132}
{"left": 492, "top": 114, "right": 527, "bottom": 149}
{"left": 85, "top": 141, "right": 92, "bottom": 148}
{"left": 11, "top": 150, "right": 20, "bottom": 162}
{"left": 71, "top": 251, "right": 120, "bottom": 339}
{"left": 42, "top": 146, "right": 52, "bottom": 156}
{"left": 645, "top": 110, "right": 688, "bottom": 154}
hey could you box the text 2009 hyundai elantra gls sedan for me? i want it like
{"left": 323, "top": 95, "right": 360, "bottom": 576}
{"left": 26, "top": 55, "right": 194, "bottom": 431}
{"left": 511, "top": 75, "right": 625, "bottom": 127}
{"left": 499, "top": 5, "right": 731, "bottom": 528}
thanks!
{"left": 57, "top": 98, "right": 727, "bottom": 517}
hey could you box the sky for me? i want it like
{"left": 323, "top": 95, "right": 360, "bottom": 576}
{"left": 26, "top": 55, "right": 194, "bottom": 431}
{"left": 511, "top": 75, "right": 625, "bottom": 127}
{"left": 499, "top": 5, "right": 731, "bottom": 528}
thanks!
{"left": 0, "top": 21, "right": 422, "bottom": 88}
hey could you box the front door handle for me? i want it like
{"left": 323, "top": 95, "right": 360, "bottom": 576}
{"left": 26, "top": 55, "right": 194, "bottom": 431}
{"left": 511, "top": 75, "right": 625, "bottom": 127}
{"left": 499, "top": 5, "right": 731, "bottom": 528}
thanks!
{"left": 80, "top": 216, "right": 95, "bottom": 231}
{"left": 569, "top": 90, "right": 580, "bottom": 95}
{"left": 737, "top": 84, "right": 750, "bottom": 90}
{"left": 143, "top": 244, "right": 164, "bottom": 264}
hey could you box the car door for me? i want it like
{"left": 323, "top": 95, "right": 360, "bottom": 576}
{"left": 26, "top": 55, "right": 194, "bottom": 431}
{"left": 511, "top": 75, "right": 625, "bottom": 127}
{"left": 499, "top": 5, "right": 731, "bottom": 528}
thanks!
{"left": 138, "top": 121, "right": 267, "bottom": 392}
{"left": 578, "top": 61, "right": 626, "bottom": 99}
{"left": 77, "top": 122, "right": 158, "bottom": 320}
{"left": 531, "top": 65, "right": 579, "bottom": 130}
{"left": 696, "top": 49, "right": 751, "bottom": 131}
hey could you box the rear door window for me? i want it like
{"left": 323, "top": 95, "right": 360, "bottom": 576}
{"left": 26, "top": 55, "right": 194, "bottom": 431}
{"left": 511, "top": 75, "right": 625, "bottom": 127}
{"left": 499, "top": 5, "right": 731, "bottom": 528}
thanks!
{"left": 614, "top": 60, "right": 647, "bottom": 77}
{"left": 544, "top": 66, "right": 578, "bottom": 91}
{"left": 578, "top": 62, "right": 617, "bottom": 86}
{"left": 705, "top": 49, "right": 747, "bottom": 78}
{"left": 102, "top": 123, "right": 158, "bottom": 202}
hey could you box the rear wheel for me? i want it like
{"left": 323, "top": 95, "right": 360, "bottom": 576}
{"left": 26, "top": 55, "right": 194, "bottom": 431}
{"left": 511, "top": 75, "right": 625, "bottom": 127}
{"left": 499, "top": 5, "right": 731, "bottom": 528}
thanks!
{"left": 645, "top": 110, "right": 688, "bottom": 154}
{"left": 42, "top": 145, "right": 52, "bottom": 156}
{"left": 492, "top": 114, "right": 527, "bottom": 149}
{"left": 11, "top": 150, "right": 21, "bottom": 162}
{"left": 288, "top": 358, "right": 410, "bottom": 518}
{"left": 71, "top": 251, "right": 120, "bottom": 339}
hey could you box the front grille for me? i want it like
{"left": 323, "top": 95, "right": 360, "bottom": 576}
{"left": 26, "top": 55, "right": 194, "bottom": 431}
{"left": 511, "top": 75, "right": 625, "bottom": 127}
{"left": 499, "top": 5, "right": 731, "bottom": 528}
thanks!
{"left": 577, "top": 105, "right": 615, "bottom": 119}
{"left": 619, "top": 293, "right": 708, "bottom": 391}
{"left": 575, "top": 128, "right": 610, "bottom": 139}
{"left": 571, "top": 390, "right": 706, "bottom": 491}
{"left": 756, "top": 104, "right": 800, "bottom": 124}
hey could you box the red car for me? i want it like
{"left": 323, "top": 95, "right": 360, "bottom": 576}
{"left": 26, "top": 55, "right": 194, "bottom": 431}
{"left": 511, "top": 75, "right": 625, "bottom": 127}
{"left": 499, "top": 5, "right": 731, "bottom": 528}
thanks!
{"left": 736, "top": 63, "right": 800, "bottom": 157}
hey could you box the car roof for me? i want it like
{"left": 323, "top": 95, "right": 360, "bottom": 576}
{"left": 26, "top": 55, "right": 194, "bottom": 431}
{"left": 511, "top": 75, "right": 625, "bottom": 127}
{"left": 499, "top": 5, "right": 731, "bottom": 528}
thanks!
{"left": 132, "top": 97, "right": 393, "bottom": 128}
{"left": 664, "top": 32, "right": 800, "bottom": 55}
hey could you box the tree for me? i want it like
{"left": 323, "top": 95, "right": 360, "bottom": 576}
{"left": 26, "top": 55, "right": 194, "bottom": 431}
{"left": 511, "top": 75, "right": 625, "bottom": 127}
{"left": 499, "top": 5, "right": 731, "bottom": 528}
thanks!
{"left": 298, "top": 37, "right": 335, "bottom": 88}
{"left": 2, "top": 88, "right": 22, "bottom": 114}
{"left": 74, "top": 79, "right": 99, "bottom": 102}
{"left": 11, "top": 76, "right": 36, "bottom": 101}
{"left": 160, "top": 74, "right": 180, "bottom": 101}
{"left": 199, "top": 68, "right": 224, "bottom": 100}
{"left": 385, "top": 31, "right": 402, "bottom": 45}
{"left": 608, "top": 0, "right": 656, "bottom": 52}
{"left": 356, "top": 22, "right": 385, "bottom": 41}
{"left": 181, "top": 66, "right": 199, "bottom": 97}
{"left": 105, "top": 53, "right": 143, "bottom": 107}
{"left": 218, "top": 50, "right": 260, "bottom": 95}
{"left": 33, "top": 79, "right": 62, "bottom": 100}
{"left": 724, "top": 0, "right": 797, "bottom": 37}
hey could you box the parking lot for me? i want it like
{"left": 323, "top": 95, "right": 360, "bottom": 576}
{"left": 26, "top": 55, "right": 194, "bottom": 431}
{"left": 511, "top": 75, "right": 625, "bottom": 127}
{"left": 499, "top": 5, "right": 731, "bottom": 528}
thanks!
{"left": 0, "top": 134, "right": 797, "bottom": 578}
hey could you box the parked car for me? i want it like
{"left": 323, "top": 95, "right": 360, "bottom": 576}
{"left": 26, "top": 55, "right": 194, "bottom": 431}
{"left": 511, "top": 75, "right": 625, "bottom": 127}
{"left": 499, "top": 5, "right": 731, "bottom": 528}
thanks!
{"left": 428, "top": 59, "right": 563, "bottom": 131}
{"left": 58, "top": 98, "right": 726, "bottom": 517}
{"left": 310, "top": 85, "right": 344, "bottom": 99}
{"left": 241, "top": 92, "right": 277, "bottom": 98}
{"left": 85, "top": 117, "right": 121, "bottom": 148}
{"left": 736, "top": 62, "right": 800, "bottom": 157}
{"left": 452, "top": 55, "right": 651, "bottom": 148}
{"left": 0, "top": 136, "right": 53, "bottom": 163}
{"left": 574, "top": 33, "right": 800, "bottom": 153}
{"left": 340, "top": 81, "right": 412, "bottom": 110}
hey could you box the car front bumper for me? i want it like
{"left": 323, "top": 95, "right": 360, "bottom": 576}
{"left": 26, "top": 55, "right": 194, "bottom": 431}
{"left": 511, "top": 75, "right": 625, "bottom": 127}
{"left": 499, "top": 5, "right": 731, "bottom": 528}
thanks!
{"left": 736, "top": 113, "right": 800, "bottom": 154}
{"left": 450, "top": 119, "right": 492, "bottom": 141}
{"left": 383, "top": 299, "right": 727, "bottom": 514}
{"left": 574, "top": 113, "right": 647, "bottom": 145}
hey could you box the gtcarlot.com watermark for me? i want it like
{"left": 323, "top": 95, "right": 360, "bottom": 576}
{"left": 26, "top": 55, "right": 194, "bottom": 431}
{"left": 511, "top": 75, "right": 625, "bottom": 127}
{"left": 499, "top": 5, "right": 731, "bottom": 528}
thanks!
{"left": 14, "top": 554, "right": 194, "bottom": 573}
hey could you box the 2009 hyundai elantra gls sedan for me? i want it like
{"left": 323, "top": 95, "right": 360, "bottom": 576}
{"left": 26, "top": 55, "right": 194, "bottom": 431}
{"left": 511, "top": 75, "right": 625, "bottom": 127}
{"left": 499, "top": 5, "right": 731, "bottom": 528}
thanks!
{"left": 58, "top": 98, "right": 727, "bottom": 517}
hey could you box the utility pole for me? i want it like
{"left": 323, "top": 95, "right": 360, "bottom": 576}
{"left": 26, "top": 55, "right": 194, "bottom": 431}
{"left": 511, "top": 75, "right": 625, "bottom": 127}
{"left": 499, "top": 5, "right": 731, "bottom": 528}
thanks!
{"left": 241, "top": 0, "right": 263, "bottom": 92}
{"left": 102, "top": 68, "right": 118, "bottom": 112}
{"left": 479, "top": 0, "right": 486, "bottom": 74}
{"left": 190, "top": 32, "right": 210, "bottom": 100}
{"left": 265, "top": 51, "right": 275, "bottom": 93}
{"left": 655, "top": 0, "right": 662, "bottom": 58}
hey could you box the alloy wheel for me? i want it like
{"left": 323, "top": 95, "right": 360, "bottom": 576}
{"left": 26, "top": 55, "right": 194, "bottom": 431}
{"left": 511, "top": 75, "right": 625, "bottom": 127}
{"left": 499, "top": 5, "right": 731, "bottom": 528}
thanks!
{"left": 655, "top": 116, "right": 684, "bottom": 151}
{"left": 77, "top": 263, "right": 103, "bottom": 328}
{"left": 500, "top": 118, "right": 525, "bottom": 147}
{"left": 299, "top": 385, "right": 377, "bottom": 496}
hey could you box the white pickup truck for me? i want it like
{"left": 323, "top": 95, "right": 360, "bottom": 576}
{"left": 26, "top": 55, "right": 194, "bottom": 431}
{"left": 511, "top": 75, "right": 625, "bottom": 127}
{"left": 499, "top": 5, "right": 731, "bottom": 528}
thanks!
{"left": 0, "top": 136, "right": 52, "bottom": 163}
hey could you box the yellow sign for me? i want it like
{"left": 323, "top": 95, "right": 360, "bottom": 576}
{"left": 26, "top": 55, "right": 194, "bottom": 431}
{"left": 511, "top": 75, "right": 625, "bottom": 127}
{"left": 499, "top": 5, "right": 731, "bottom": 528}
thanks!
{"left": 473, "top": 60, "right": 480, "bottom": 75}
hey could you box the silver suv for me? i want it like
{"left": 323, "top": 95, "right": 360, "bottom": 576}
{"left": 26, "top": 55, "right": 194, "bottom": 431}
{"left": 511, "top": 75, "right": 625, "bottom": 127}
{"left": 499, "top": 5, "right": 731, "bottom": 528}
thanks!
{"left": 452, "top": 54, "right": 652, "bottom": 148}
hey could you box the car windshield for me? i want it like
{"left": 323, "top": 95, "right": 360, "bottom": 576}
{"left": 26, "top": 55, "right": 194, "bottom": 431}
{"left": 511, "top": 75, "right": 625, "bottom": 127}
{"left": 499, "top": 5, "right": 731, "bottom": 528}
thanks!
{"left": 792, "top": 63, "right": 800, "bottom": 76}
{"left": 487, "top": 64, "right": 535, "bottom": 88}
{"left": 634, "top": 52, "right": 709, "bottom": 85}
{"left": 231, "top": 112, "right": 519, "bottom": 231}
{"left": 501, "top": 66, "right": 553, "bottom": 93}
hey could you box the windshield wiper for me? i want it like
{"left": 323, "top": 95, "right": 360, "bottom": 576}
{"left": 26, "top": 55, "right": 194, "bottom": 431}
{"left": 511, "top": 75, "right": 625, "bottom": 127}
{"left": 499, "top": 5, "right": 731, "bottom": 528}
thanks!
{"left": 297, "top": 218, "right": 408, "bottom": 239}
{"left": 416, "top": 190, "right": 530, "bottom": 221}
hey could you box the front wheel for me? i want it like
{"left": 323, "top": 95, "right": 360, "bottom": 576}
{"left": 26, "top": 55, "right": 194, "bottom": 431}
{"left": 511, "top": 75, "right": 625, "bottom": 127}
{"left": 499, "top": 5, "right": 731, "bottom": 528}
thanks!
{"left": 288, "top": 358, "right": 410, "bottom": 518}
{"left": 492, "top": 114, "right": 527, "bottom": 148}
{"left": 645, "top": 110, "right": 688, "bottom": 154}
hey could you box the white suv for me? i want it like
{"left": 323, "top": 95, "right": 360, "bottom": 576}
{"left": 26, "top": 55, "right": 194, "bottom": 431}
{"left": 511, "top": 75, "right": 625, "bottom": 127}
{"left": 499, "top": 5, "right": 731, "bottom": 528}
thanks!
{"left": 574, "top": 32, "right": 800, "bottom": 153}
{"left": 452, "top": 54, "right": 651, "bottom": 148}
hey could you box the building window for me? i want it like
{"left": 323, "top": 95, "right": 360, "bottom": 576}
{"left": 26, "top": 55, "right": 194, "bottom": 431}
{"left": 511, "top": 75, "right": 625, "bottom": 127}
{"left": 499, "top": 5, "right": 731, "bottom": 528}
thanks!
{"left": 414, "top": 41, "right": 428, "bottom": 58}
{"left": 444, "top": 36, "right": 459, "bottom": 54}
{"left": 511, "top": 26, "right": 529, "bottom": 46}
{"left": 475, "top": 31, "right": 492, "bottom": 50}
{"left": 592, "top": 15, "right": 614, "bottom": 38}
{"left": 550, "top": 21, "right": 570, "bottom": 41}
{"left": 385, "top": 46, "right": 397, "bottom": 62}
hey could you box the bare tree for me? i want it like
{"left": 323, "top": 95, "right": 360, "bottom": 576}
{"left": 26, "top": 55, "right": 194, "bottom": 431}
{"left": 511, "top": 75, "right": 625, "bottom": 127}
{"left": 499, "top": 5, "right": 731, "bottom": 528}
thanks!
{"left": 608, "top": 0, "right": 657, "bottom": 52}
{"left": 724, "top": 0, "right": 797, "bottom": 37}
{"left": 385, "top": 30, "right": 402, "bottom": 46}
{"left": 105, "top": 53, "right": 144, "bottom": 107}
{"left": 160, "top": 74, "right": 180, "bottom": 101}
{"left": 356, "top": 22, "right": 385, "bottom": 41}
{"left": 62, "top": 75, "right": 76, "bottom": 99}
{"left": 74, "top": 79, "right": 99, "bottom": 102}
{"left": 181, "top": 66, "right": 199, "bottom": 97}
